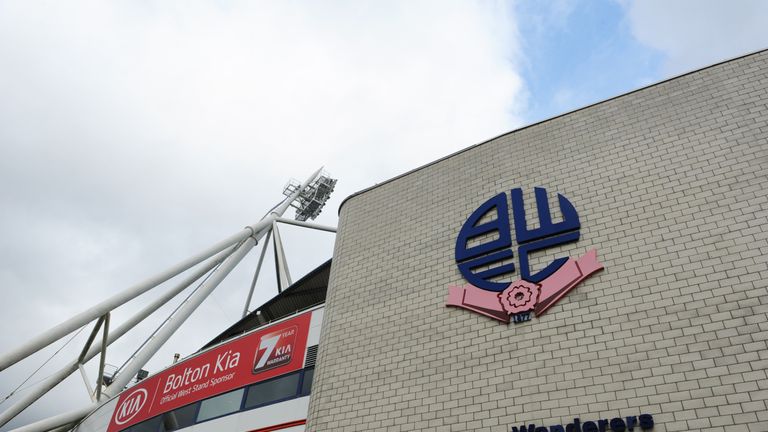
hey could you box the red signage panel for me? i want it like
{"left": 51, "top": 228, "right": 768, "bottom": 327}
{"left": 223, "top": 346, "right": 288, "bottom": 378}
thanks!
{"left": 107, "top": 312, "right": 312, "bottom": 432}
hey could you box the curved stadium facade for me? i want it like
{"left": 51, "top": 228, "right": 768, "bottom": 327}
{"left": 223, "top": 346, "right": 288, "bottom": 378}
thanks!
{"left": 68, "top": 49, "right": 767, "bottom": 432}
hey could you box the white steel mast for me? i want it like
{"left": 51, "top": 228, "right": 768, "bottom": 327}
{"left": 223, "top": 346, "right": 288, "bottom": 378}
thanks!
{"left": 0, "top": 168, "right": 337, "bottom": 432}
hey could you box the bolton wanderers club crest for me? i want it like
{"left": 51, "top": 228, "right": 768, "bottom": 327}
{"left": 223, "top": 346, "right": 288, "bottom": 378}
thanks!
{"left": 446, "top": 187, "right": 604, "bottom": 323}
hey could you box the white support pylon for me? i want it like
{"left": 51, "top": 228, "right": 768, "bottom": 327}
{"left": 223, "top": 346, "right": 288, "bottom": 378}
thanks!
{"left": 0, "top": 231, "right": 248, "bottom": 372}
{"left": 0, "top": 247, "right": 235, "bottom": 428}
{"left": 104, "top": 236, "right": 256, "bottom": 396}
{"left": 6, "top": 168, "right": 324, "bottom": 432}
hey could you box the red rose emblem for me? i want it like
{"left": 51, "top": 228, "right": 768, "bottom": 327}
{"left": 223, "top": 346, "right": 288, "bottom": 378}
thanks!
{"left": 498, "top": 281, "right": 540, "bottom": 315}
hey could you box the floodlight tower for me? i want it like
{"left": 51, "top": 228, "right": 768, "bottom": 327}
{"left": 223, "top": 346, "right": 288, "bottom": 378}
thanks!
{"left": 242, "top": 170, "right": 338, "bottom": 315}
{"left": 283, "top": 170, "right": 338, "bottom": 222}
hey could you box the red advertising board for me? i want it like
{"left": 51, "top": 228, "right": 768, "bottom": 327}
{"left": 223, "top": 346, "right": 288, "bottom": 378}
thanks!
{"left": 107, "top": 311, "right": 312, "bottom": 432}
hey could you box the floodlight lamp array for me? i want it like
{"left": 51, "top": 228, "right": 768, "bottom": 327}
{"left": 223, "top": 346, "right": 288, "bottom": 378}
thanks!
{"left": 282, "top": 171, "right": 337, "bottom": 221}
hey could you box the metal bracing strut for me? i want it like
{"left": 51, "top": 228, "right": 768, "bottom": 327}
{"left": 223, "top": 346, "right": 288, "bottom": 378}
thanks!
{"left": 274, "top": 217, "right": 337, "bottom": 233}
{"left": 242, "top": 229, "right": 272, "bottom": 318}
{"left": 0, "top": 247, "right": 234, "bottom": 428}
{"left": 272, "top": 222, "right": 292, "bottom": 292}
{"left": 94, "top": 312, "right": 109, "bottom": 403}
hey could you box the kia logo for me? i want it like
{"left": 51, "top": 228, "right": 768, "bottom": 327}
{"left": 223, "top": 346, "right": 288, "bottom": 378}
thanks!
{"left": 114, "top": 388, "right": 148, "bottom": 425}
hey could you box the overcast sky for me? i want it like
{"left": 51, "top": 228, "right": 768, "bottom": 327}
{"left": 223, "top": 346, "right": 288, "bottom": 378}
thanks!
{"left": 1, "top": 1, "right": 767, "bottom": 429}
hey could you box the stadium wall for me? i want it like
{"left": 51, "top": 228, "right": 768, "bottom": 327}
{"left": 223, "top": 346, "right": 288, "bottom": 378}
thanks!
{"left": 306, "top": 50, "right": 768, "bottom": 432}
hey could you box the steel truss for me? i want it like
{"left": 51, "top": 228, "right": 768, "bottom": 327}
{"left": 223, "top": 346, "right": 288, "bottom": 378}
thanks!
{"left": 0, "top": 168, "right": 336, "bottom": 432}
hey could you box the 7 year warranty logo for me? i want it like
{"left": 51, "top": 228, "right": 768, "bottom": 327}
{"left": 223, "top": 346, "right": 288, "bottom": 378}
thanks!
{"left": 446, "top": 187, "right": 604, "bottom": 323}
{"left": 252, "top": 325, "right": 297, "bottom": 374}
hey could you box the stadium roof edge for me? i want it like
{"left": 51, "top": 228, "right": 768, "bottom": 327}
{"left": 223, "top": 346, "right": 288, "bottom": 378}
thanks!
{"left": 337, "top": 47, "right": 768, "bottom": 215}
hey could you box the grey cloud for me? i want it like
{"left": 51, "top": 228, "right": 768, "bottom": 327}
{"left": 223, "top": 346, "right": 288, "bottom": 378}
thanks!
{"left": 625, "top": 0, "right": 768, "bottom": 74}
{"left": 0, "top": 1, "right": 523, "bottom": 429}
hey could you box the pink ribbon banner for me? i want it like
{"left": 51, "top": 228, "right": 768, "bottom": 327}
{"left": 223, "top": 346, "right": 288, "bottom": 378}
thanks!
{"left": 446, "top": 249, "right": 604, "bottom": 323}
